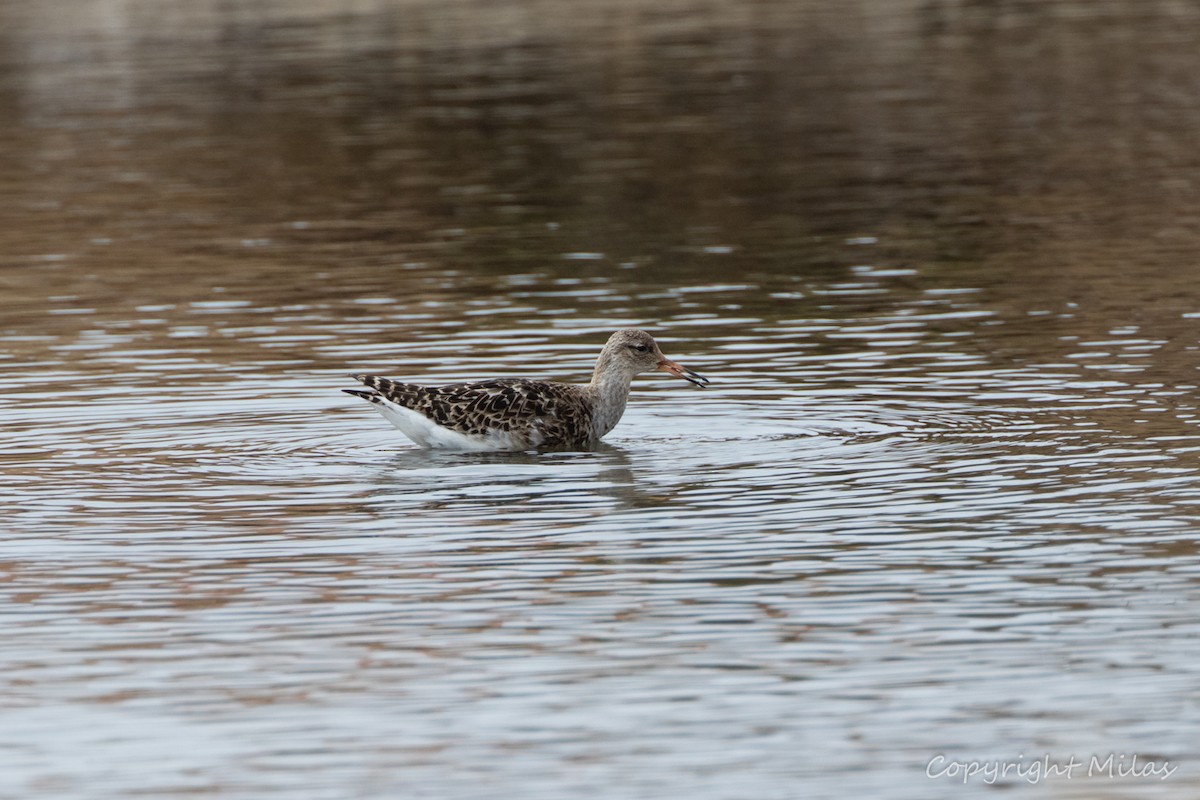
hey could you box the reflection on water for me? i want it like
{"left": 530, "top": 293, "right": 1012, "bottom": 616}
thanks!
{"left": 3, "top": 1, "right": 1200, "bottom": 798}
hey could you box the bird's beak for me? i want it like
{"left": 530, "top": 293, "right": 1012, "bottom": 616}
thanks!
{"left": 657, "top": 357, "right": 710, "bottom": 388}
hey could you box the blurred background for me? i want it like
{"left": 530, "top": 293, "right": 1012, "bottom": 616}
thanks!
{"left": 3, "top": 1, "right": 1200, "bottom": 798}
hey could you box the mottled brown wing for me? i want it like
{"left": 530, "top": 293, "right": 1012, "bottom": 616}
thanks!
{"left": 351, "top": 376, "right": 592, "bottom": 446}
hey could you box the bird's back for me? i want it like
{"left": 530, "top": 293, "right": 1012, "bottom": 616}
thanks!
{"left": 346, "top": 375, "right": 595, "bottom": 449}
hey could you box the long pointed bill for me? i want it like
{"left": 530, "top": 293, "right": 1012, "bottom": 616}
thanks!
{"left": 657, "top": 358, "right": 710, "bottom": 388}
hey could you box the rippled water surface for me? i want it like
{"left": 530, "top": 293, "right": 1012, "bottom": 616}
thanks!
{"left": 4, "top": 1, "right": 1200, "bottom": 798}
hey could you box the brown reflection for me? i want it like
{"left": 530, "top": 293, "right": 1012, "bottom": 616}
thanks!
{"left": 0, "top": 2, "right": 1197, "bottom": 305}
{"left": 2, "top": 2, "right": 1200, "bottom": 450}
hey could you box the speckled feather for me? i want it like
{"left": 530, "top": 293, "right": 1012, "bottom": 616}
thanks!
{"left": 347, "top": 375, "right": 595, "bottom": 449}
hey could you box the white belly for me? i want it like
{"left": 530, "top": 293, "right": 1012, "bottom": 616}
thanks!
{"left": 372, "top": 396, "right": 535, "bottom": 451}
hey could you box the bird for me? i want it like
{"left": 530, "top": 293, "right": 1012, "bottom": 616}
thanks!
{"left": 343, "top": 329, "right": 709, "bottom": 451}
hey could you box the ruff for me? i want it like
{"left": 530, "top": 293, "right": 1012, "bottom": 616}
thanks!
{"left": 344, "top": 329, "right": 708, "bottom": 451}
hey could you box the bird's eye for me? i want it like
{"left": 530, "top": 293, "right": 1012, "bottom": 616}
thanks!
{"left": 634, "top": 344, "right": 649, "bottom": 353}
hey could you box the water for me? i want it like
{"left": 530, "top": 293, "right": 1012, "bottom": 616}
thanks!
{"left": 3, "top": 1, "right": 1200, "bottom": 797}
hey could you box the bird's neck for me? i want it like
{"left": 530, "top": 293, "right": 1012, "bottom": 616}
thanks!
{"left": 587, "top": 350, "right": 635, "bottom": 438}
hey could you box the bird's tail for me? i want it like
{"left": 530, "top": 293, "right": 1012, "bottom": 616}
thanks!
{"left": 342, "top": 388, "right": 379, "bottom": 403}
{"left": 344, "top": 373, "right": 386, "bottom": 405}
